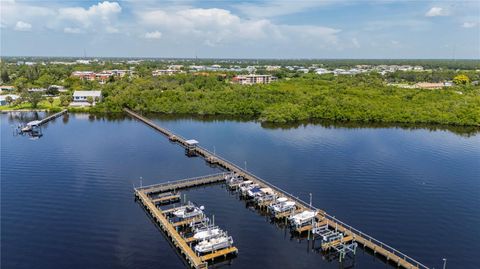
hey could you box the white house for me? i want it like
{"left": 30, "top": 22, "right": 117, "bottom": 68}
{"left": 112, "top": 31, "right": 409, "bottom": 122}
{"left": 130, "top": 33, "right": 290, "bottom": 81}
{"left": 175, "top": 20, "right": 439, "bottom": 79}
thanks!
{"left": 0, "top": 94, "right": 20, "bottom": 106}
{"left": 71, "top": 90, "right": 102, "bottom": 106}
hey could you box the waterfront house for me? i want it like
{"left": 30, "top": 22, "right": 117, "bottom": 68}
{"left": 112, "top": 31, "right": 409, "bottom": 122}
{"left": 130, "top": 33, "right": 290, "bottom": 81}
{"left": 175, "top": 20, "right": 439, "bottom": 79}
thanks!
{"left": 0, "top": 94, "right": 20, "bottom": 106}
{"left": 71, "top": 90, "right": 102, "bottom": 106}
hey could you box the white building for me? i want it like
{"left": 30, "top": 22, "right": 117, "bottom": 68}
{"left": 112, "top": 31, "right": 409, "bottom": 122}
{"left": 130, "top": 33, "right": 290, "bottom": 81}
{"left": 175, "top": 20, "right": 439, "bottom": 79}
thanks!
{"left": 71, "top": 90, "right": 102, "bottom": 106}
{"left": 0, "top": 94, "right": 20, "bottom": 106}
{"left": 232, "top": 75, "right": 277, "bottom": 85}
{"left": 315, "top": 68, "right": 330, "bottom": 75}
{"left": 152, "top": 69, "right": 183, "bottom": 76}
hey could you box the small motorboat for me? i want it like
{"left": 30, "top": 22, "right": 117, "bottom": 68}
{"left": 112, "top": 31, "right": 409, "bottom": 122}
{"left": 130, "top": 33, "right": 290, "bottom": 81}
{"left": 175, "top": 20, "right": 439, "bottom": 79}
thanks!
{"left": 267, "top": 197, "right": 288, "bottom": 211}
{"left": 240, "top": 183, "right": 259, "bottom": 196}
{"left": 193, "top": 228, "right": 222, "bottom": 241}
{"left": 255, "top": 193, "right": 277, "bottom": 204}
{"left": 246, "top": 186, "right": 263, "bottom": 198}
{"left": 238, "top": 181, "right": 253, "bottom": 192}
{"left": 226, "top": 174, "right": 244, "bottom": 189}
{"left": 289, "top": 210, "right": 316, "bottom": 228}
{"left": 173, "top": 204, "right": 204, "bottom": 219}
{"left": 194, "top": 235, "right": 233, "bottom": 254}
{"left": 270, "top": 199, "right": 296, "bottom": 214}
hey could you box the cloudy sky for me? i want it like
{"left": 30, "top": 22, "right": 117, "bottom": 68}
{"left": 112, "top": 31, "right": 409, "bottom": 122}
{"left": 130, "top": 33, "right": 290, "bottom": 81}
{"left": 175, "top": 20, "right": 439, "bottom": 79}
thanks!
{"left": 1, "top": 0, "right": 479, "bottom": 58}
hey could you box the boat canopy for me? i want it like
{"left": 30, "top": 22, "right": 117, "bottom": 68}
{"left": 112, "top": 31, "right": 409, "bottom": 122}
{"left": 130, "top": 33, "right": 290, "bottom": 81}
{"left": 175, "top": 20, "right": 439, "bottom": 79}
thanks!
{"left": 185, "top": 139, "right": 199, "bottom": 145}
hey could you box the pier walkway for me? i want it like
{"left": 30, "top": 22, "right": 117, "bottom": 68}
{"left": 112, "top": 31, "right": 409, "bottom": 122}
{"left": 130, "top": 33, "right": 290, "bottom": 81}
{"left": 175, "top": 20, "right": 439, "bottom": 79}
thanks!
{"left": 125, "top": 108, "right": 429, "bottom": 269}
{"left": 38, "top": 109, "right": 67, "bottom": 125}
{"left": 24, "top": 109, "right": 67, "bottom": 129}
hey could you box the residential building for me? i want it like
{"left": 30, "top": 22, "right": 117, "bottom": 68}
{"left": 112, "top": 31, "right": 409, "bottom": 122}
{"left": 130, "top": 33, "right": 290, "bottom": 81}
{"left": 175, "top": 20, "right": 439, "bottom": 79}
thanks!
{"left": 72, "top": 71, "right": 96, "bottom": 81}
{"left": 71, "top": 90, "right": 102, "bottom": 106}
{"left": 0, "top": 85, "right": 15, "bottom": 92}
{"left": 232, "top": 75, "right": 277, "bottom": 85}
{"left": 152, "top": 69, "right": 183, "bottom": 76}
{"left": 0, "top": 94, "right": 20, "bottom": 106}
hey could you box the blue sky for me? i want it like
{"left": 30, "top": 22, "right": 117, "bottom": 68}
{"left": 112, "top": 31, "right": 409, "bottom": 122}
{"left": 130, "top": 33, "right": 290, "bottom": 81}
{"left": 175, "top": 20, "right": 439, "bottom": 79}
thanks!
{"left": 1, "top": 0, "right": 479, "bottom": 58}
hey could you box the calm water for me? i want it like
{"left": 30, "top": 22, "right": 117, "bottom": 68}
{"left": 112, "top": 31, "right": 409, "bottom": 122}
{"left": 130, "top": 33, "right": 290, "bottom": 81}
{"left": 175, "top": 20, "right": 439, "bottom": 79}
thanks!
{"left": 1, "top": 112, "right": 479, "bottom": 269}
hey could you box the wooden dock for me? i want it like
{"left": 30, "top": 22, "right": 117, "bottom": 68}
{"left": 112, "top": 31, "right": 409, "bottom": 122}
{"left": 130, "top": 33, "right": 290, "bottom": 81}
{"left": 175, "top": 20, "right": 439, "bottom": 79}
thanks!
{"left": 125, "top": 108, "right": 429, "bottom": 269}
{"left": 151, "top": 194, "right": 181, "bottom": 204}
{"left": 137, "top": 173, "right": 228, "bottom": 195}
{"left": 39, "top": 109, "right": 67, "bottom": 125}
{"left": 135, "top": 188, "right": 237, "bottom": 269}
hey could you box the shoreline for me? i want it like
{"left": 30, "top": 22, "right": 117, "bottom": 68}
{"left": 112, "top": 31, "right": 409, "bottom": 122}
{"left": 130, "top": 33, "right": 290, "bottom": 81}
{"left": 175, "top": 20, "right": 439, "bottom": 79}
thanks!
{"left": 2, "top": 108, "right": 479, "bottom": 127}
{"left": 3, "top": 109, "right": 479, "bottom": 135}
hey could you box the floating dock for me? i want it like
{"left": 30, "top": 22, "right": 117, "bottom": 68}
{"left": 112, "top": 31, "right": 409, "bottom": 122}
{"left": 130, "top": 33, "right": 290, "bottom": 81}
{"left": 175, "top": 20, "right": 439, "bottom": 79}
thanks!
{"left": 125, "top": 108, "right": 429, "bottom": 269}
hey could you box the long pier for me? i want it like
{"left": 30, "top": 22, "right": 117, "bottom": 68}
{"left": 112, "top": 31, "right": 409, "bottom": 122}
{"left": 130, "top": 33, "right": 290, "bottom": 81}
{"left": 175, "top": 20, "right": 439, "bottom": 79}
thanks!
{"left": 125, "top": 108, "right": 429, "bottom": 269}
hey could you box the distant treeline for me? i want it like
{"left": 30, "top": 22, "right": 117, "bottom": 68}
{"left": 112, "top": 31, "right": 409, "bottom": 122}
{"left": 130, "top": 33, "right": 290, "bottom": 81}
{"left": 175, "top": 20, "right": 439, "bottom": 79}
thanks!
{"left": 2, "top": 57, "right": 480, "bottom": 70}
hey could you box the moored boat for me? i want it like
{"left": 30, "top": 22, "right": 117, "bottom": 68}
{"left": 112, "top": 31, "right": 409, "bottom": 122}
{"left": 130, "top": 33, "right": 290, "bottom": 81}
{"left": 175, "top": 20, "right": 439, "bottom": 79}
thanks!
{"left": 194, "top": 235, "right": 233, "bottom": 254}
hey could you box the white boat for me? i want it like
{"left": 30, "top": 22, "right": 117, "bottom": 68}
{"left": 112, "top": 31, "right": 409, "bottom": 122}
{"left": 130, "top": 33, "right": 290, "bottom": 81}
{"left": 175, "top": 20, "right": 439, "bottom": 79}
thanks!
{"left": 246, "top": 186, "right": 263, "bottom": 198}
{"left": 289, "top": 210, "right": 316, "bottom": 227}
{"left": 255, "top": 193, "right": 276, "bottom": 204}
{"left": 240, "top": 183, "right": 259, "bottom": 195}
{"left": 226, "top": 174, "right": 244, "bottom": 189}
{"left": 173, "top": 204, "right": 204, "bottom": 219}
{"left": 238, "top": 181, "right": 253, "bottom": 193}
{"left": 271, "top": 200, "right": 296, "bottom": 214}
{"left": 267, "top": 197, "right": 288, "bottom": 210}
{"left": 194, "top": 235, "right": 233, "bottom": 254}
{"left": 193, "top": 228, "right": 222, "bottom": 240}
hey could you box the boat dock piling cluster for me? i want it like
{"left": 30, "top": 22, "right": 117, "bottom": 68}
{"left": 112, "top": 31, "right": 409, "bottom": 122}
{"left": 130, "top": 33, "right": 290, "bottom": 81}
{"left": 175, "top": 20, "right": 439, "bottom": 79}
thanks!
{"left": 227, "top": 173, "right": 357, "bottom": 261}
{"left": 126, "top": 108, "right": 430, "bottom": 269}
{"left": 134, "top": 173, "right": 238, "bottom": 269}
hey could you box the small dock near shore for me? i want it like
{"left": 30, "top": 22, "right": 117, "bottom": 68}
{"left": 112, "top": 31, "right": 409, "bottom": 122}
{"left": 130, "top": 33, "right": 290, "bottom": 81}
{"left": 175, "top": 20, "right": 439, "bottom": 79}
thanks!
{"left": 126, "top": 108, "right": 429, "bottom": 269}
{"left": 20, "top": 109, "right": 67, "bottom": 132}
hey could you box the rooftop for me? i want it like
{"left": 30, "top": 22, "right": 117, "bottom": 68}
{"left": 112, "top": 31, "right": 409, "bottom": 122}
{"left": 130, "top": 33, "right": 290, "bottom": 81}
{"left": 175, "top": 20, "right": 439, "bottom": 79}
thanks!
{"left": 73, "top": 90, "right": 102, "bottom": 97}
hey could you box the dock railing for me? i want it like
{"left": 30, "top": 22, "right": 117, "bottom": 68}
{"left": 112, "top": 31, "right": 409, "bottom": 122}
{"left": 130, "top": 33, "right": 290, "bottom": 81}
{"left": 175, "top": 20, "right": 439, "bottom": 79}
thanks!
{"left": 135, "top": 172, "right": 229, "bottom": 193}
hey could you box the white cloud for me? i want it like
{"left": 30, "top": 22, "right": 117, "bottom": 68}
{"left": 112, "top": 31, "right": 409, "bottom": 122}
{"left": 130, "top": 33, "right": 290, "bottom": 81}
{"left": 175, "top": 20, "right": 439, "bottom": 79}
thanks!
{"left": 234, "top": 0, "right": 337, "bottom": 18}
{"left": 14, "top": 21, "right": 32, "bottom": 31}
{"left": 462, "top": 22, "right": 477, "bottom": 28}
{"left": 58, "top": 1, "right": 122, "bottom": 31}
{"left": 139, "top": 7, "right": 339, "bottom": 47}
{"left": 144, "top": 31, "right": 162, "bottom": 39}
{"left": 1, "top": 1, "right": 122, "bottom": 34}
{"left": 64, "top": 27, "right": 82, "bottom": 34}
{"left": 425, "top": 7, "right": 449, "bottom": 17}
{"left": 352, "top": 38, "right": 360, "bottom": 48}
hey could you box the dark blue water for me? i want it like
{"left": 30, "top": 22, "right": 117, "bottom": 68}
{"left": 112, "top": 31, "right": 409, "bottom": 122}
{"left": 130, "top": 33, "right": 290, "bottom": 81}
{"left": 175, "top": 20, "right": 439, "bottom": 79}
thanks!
{"left": 2, "top": 112, "right": 479, "bottom": 269}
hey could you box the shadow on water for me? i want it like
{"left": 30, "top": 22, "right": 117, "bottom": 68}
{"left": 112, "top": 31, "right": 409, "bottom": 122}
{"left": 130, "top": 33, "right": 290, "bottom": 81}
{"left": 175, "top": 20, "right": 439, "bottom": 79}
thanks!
{"left": 5, "top": 111, "right": 477, "bottom": 137}
{"left": 130, "top": 112, "right": 480, "bottom": 137}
